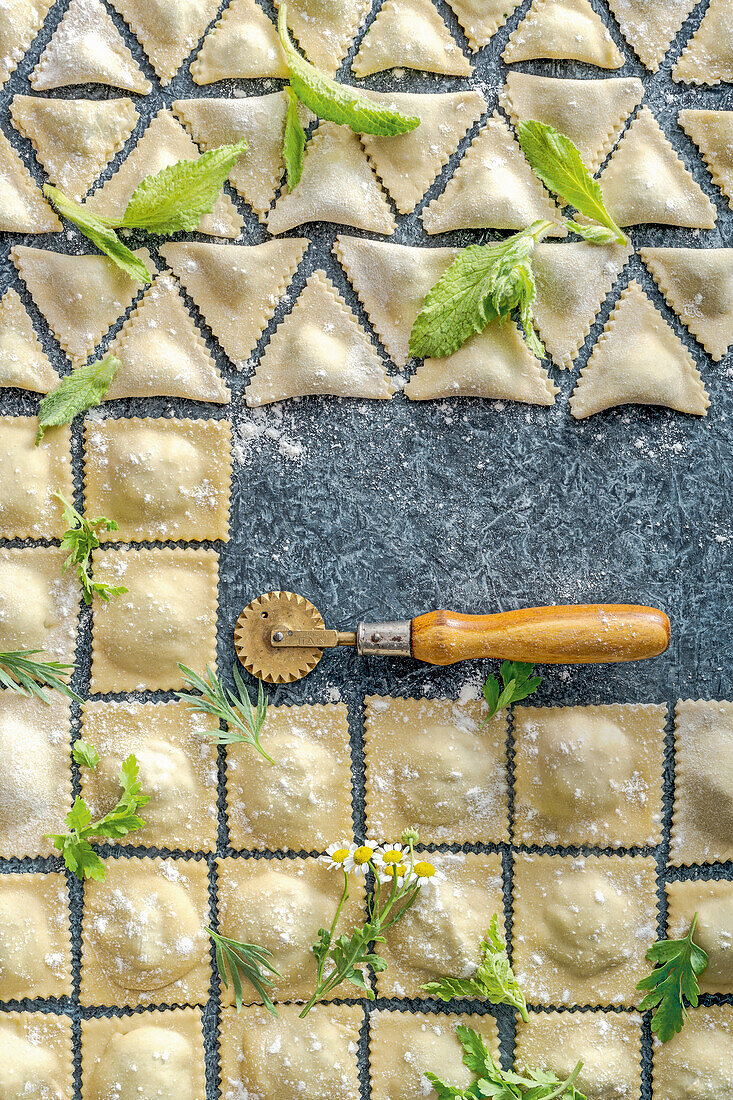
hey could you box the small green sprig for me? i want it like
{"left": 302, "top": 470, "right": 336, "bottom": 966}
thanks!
{"left": 36, "top": 354, "right": 120, "bottom": 444}
{"left": 208, "top": 927, "right": 280, "bottom": 1016}
{"left": 410, "top": 120, "right": 627, "bottom": 361}
{"left": 483, "top": 662, "right": 542, "bottom": 720}
{"left": 55, "top": 493, "right": 128, "bottom": 606}
{"left": 0, "top": 649, "right": 80, "bottom": 703}
{"left": 636, "top": 914, "right": 708, "bottom": 1042}
{"left": 422, "top": 914, "right": 529, "bottom": 1020}
{"left": 46, "top": 747, "right": 149, "bottom": 880}
{"left": 177, "top": 664, "right": 273, "bottom": 763}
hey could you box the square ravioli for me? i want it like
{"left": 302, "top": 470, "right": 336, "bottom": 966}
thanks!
{"left": 84, "top": 418, "right": 232, "bottom": 543}
{"left": 215, "top": 855, "right": 365, "bottom": 1005}
{"left": 0, "top": 694, "right": 72, "bottom": 858}
{"left": 369, "top": 1009, "right": 500, "bottom": 1100}
{"left": 0, "top": 546, "right": 79, "bottom": 664}
{"left": 512, "top": 703, "right": 666, "bottom": 848}
{"left": 0, "top": 1011, "right": 73, "bottom": 1100}
{"left": 364, "top": 696, "right": 508, "bottom": 845}
{"left": 219, "top": 1003, "right": 363, "bottom": 1100}
{"left": 670, "top": 699, "right": 733, "bottom": 864}
{"left": 0, "top": 419, "right": 73, "bottom": 539}
{"left": 512, "top": 853, "right": 658, "bottom": 1007}
{"left": 80, "top": 857, "right": 211, "bottom": 1008}
{"left": 81, "top": 1008, "right": 206, "bottom": 1100}
{"left": 666, "top": 878, "right": 733, "bottom": 994}
{"left": 515, "top": 1010, "right": 642, "bottom": 1100}
{"left": 80, "top": 700, "right": 219, "bottom": 852}
{"left": 652, "top": 1005, "right": 733, "bottom": 1100}
{"left": 375, "top": 851, "right": 505, "bottom": 998}
{"left": 0, "top": 871, "right": 72, "bottom": 1001}
{"left": 89, "top": 547, "right": 219, "bottom": 693}
{"left": 226, "top": 702, "right": 353, "bottom": 852}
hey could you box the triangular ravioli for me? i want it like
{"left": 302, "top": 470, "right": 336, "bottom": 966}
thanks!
{"left": 422, "top": 114, "right": 564, "bottom": 235}
{"left": 641, "top": 247, "right": 733, "bottom": 361}
{"left": 268, "top": 122, "right": 395, "bottom": 236}
{"left": 569, "top": 281, "right": 710, "bottom": 419}
{"left": 84, "top": 109, "right": 242, "bottom": 239}
{"left": 334, "top": 236, "right": 459, "bottom": 366}
{"left": 161, "top": 239, "right": 309, "bottom": 366}
{"left": 351, "top": 0, "right": 471, "bottom": 77}
{"left": 0, "top": 0, "right": 54, "bottom": 87}
{"left": 105, "top": 274, "right": 229, "bottom": 402}
{"left": 607, "top": 0, "right": 697, "bottom": 71}
{"left": 10, "top": 95, "right": 138, "bottom": 201}
{"left": 679, "top": 109, "right": 733, "bottom": 207}
{"left": 673, "top": 0, "right": 733, "bottom": 85}
{"left": 405, "top": 321, "right": 558, "bottom": 404}
{"left": 11, "top": 246, "right": 151, "bottom": 364}
{"left": 0, "top": 289, "right": 59, "bottom": 393}
{"left": 174, "top": 93, "right": 297, "bottom": 221}
{"left": 500, "top": 74, "right": 644, "bottom": 174}
{"left": 30, "top": 0, "right": 151, "bottom": 93}
{"left": 445, "top": 0, "right": 522, "bottom": 52}
{"left": 274, "top": 0, "right": 371, "bottom": 75}
{"left": 0, "top": 131, "right": 61, "bottom": 233}
{"left": 503, "top": 0, "right": 624, "bottom": 67}
{"left": 531, "top": 242, "right": 632, "bottom": 369}
{"left": 360, "top": 90, "right": 485, "bottom": 214}
{"left": 246, "top": 270, "right": 394, "bottom": 406}
{"left": 108, "top": 0, "right": 221, "bottom": 84}
{"left": 191, "top": 0, "right": 287, "bottom": 82}
{"left": 597, "top": 107, "right": 716, "bottom": 228}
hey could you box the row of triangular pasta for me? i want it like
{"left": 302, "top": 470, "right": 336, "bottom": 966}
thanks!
{"left": 3, "top": 238, "right": 726, "bottom": 417}
{"left": 3, "top": 93, "right": 731, "bottom": 236}
{"left": 4, "top": 0, "right": 731, "bottom": 95}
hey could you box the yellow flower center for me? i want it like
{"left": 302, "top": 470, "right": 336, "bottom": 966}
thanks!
{"left": 382, "top": 849, "right": 403, "bottom": 863}
{"left": 414, "top": 861, "right": 436, "bottom": 878}
{"left": 331, "top": 848, "right": 349, "bottom": 864}
{"left": 384, "top": 863, "right": 407, "bottom": 879}
{"left": 353, "top": 845, "right": 374, "bottom": 865}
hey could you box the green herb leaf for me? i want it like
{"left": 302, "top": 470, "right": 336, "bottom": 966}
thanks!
{"left": 278, "top": 5, "right": 419, "bottom": 136}
{"left": 284, "top": 85, "right": 307, "bottom": 189}
{"left": 482, "top": 662, "right": 541, "bottom": 721}
{"left": 120, "top": 141, "right": 248, "bottom": 233}
{"left": 177, "top": 664, "right": 273, "bottom": 763}
{"left": 564, "top": 219, "right": 622, "bottom": 244}
{"left": 36, "top": 354, "right": 120, "bottom": 444}
{"left": 42, "top": 186, "right": 152, "bottom": 283}
{"left": 516, "top": 121, "right": 626, "bottom": 244}
{"left": 72, "top": 739, "right": 100, "bottom": 769}
{"left": 55, "top": 493, "right": 128, "bottom": 605}
{"left": 209, "top": 927, "right": 280, "bottom": 1015}
{"left": 0, "top": 649, "right": 79, "bottom": 703}
{"left": 637, "top": 914, "right": 708, "bottom": 1042}
{"left": 423, "top": 914, "right": 529, "bottom": 1020}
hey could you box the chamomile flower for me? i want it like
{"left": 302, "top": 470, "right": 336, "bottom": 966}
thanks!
{"left": 413, "top": 858, "right": 445, "bottom": 885}
{"left": 322, "top": 843, "right": 353, "bottom": 871}
{"left": 377, "top": 861, "right": 408, "bottom": 887}
{"left": 374, "top": 843, "right": 409, "bottom": 870}
{"left": 343, "top": 842, "right": 377, "bottom": 875}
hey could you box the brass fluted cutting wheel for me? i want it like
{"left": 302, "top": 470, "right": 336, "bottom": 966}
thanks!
{"left": 234, "top": 591, "right": 326, "bottom": 683}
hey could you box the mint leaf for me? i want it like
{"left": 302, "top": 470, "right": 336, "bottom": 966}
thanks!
{"left": 43, "top": 186, "right": 151, "bottom": 283}
{"left": 565, "top": 219, "right": 622, "bottom": 244}
{"left": 120, "top": 141, "right": 248, "bottom": 233}
{"left": 283, "top": 86, "right": 307, "bottom": 189}
{"left": 637, "top": 915, "right": 708, "bottom": 1042}
{"left": 72, "top": 739, "right": 100, "bottom": 769}
{"left": 36, "top": 354, "right": 120, "bottom": 444}
{"left": 516, "top": 121, "right": 626, "bottom": 244}
{"left": 278, "top": 5, "right": 419, "bottom": 136}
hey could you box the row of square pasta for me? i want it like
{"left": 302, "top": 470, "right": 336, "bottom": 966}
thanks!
{"left": 3, "top": 690, "right": 732, "bottom": 862}
{"left": 1, "top": 1000, "right": 732, "bottom": 1100}
{"left": 4, "top": 0, "right": 732, "bottom": 95}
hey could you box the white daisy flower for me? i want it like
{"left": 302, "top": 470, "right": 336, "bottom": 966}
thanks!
{"left": 344, "top": 842, "right": 377, "bottom": 875}
{"left": 377, "top": 859, "right": 409, "bottom": 887}
{"left": 322, "top": 843, "right": 354, "bottom": 871}
{"left": 374, "top": 843, "right": 409, "bottom": 870}
{"left": 413, "top": 858, "right": 445, "bottom": 884}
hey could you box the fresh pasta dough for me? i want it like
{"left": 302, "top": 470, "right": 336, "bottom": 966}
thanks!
{"left": 503, "top": 0, "right": 624, "bottom": 68}
{"left": 191, "top": 0, "right": 288, "bottom": 82}
{"left": 107, "top": 0, "right": 221, "bottom": 85}
{"left": 651, "top": 1006, "right": 733, "bottom": 1100}
{"left": 670, "top": 699, "right": 733, "bottom": 864}
{"left": 679, "top": 109, "right": 733, "bottom": 208}
{"left": 667, "top": 879, "right": 733, "bottom": 994}
{"left": 446, "top": 0, "right": 521, "bottom": 51}
{"left": 0, "top": 131, "right": 61, "bottom": 233}
{"left": 0, "top": 872, "right": 72, "bottom": 1001}
{"left": 351, "top": 0, "right": 470, "bottom": 77}
{"left": 275, "top": 0, "right": 371, "bottom": 75}
{"left": 0, "top": 288, "right": 58, "bottom": 392}
{"left": 0, "top": 546, "right": 79, "bottom": 663}
{"left": 0, "top": 1013, "right": 73, "bottom": 1100}
{"left": 607, "top": 0, "right": 697, "bottom": 71}
{"left": 673, "top": 0, "right": 733, "bottom": 85}
{"left": 641, "top": 247, "right": 733, "bottom": 361}
{"left": 0, "top": 0, "right": 55, "bottom": 88}
{"left": 0, "top": 418, "right": 73, "bottom": 539}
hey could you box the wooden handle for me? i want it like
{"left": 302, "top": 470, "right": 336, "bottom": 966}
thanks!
{"left": 410, "top": 604, "right": 671, "bottom": 666}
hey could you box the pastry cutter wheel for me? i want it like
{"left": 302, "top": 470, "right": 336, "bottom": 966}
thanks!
{"left": 234, "top": 592, "right": 671, "bottom": 684}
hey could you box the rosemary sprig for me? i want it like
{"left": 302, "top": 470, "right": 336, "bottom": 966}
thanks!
{"left": 177, "top": 664, "right": 273, "bottom": 763}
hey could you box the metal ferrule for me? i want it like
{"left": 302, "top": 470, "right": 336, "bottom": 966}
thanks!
{"left": 356, "top": 621, "right": 411, "bottom": 658}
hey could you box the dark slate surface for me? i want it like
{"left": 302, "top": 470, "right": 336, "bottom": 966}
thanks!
{"left": 1, "top": 1, "right": 732, "bottom": 1098}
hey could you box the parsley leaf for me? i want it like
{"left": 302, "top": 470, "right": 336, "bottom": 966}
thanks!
{"left": 0, "top": 649, "right": 80, "bottom": 703}
{"left": 46, "top": 753, "right": 149, "bottom": 880}
{"left": 283, "top": 86, "right": 307, "bottom": 189}
{"left": 55, "top": 493, "right": 128, "bottom": 605}
{"left": 516, "top": 121, "right": 626, "bottom": 244}
{"left": 72, "top": 739, "right": 100, "bottom": 769}
{"left": 423, "top": 914, "right": 529, "bottom": 1020}
{"left": 483, "top": 662, "right": 542, "bottom": 720}
{"left": 209, "top": 927, "right": 280, "bottom": 1015}
{"left": 43, "top": 186, "right": 152, "bottom": 284}
{"left": 278, "top": 4, "right": 419, "bottom": 138}
{"left": 637, "top": 914, "right": 708, "bottom": 1042}
{"left": 177, "top": 664, "right": 273, "bottom": 763}
{"left": 36, "top": 354, "right": 120, "bottom": 444}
